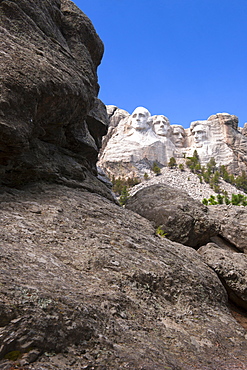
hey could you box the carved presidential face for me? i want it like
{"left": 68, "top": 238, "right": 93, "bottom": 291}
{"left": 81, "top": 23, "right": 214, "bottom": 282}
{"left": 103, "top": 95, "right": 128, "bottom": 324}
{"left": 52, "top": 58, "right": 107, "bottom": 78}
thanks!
{"left": 130, "top": 107, "right": 150, "bottom": 131}
{"left": 172, "top": 126, "right": 185, "bottom": 147}
{"left": 152, "top": 115, "right": 171, "bottom": 137}
{"left": 191, "top": 124, "right": 207, "bottom": 147}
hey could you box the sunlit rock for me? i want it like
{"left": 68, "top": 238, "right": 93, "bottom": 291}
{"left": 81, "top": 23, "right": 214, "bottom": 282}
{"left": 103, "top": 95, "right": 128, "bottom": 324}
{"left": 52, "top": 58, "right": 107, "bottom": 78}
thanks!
{"left": 99, "top": 107, "right": 175, "bottom": 177}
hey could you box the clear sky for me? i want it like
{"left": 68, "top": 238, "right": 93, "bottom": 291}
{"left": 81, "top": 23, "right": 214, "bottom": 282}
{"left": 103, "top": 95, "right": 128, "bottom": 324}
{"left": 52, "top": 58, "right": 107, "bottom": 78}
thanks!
{"left": 73, "top": 0, "right": 247, "bottom": 128}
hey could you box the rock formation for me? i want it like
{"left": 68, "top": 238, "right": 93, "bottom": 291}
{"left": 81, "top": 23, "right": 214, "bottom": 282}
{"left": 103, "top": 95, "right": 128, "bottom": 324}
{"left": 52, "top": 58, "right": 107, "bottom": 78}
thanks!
{"left": 125, "top": 184, "right": 220, "bottom": 248}
{"left": 1, "top": 184, "right": 247, "bottom": 370}
{"left": 0, "top": 0, "right": 113, "bottom": 201}
{"left": 100, "top": 106, "right": 247, "bottom": 179}
{"left": 1, "top": 1, "right": 247, "bottom": 369}
{"left": 184, "top": 113, "right": 247, "bottom": 171}
{"left": 198, "top": 243, "right": 247, "bottom": 310}
{"left": 207, "top": 204, "right": 247, "bottom": 253}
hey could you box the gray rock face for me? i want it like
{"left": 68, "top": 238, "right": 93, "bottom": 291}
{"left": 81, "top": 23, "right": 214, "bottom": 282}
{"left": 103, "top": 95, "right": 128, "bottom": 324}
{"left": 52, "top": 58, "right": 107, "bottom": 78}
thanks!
{"left": 208, "top": 205, "right": 247, "bottom": 253}
{"left": 0, "top": 184, "right": 247, "bottom": 369}
{"left": 198, "top": 243, "right": 247, "bottom": 310}
{"left": 125, "top": 184, "right": 219, "bottom": 248}
{"left": 0, "top": 0, "right": 112, "bottom": 199}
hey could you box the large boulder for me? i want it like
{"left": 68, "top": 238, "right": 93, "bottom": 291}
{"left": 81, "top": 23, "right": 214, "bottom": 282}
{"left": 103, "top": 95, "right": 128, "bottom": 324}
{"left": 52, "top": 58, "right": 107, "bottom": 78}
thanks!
{"left": 0, "top": 0, "right": 112, "bottom": 200}
{"left": 198, "top": 243, "right": 247, "bottom": 310}
{"left": 126, "top": 184, "right": 219, "bottom": 248}
{"left": 0, "top": 184, "right": 247, "bottom": 369}
{"left": 208, "top": 205, "right": 247, "bottom": 253}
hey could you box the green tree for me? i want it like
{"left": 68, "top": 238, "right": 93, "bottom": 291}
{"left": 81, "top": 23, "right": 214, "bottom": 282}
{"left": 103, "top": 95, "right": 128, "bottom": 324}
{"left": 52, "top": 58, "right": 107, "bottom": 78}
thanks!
{"left": 152, "top": 162, "right": 161, "bottom": 175}
{"left": 186, "top": 150, "right": 200, "bottom": 173}
{"left": 232, "top": 194, "right": 242, "bottom": 206}
{"left": 207, "top": 157, "right": 217, "bottom": 174}
{"left": 235, "top": 170, "right": 247, "bottom": 192}
{"left": 168, "top": 157, "right": 177, "bottom": 168}
{"left": 112, "top": 177, "right": 125, "bottom": 195}
{"left": 202, "top": 171, "right": 210, "bottom": 184}
{"left": 193, "top": 150, "right": 200, "bottom": 161}
{"left": 127, "top": 176, "right": 140, "bottom": 187}
{"left": 229, "top": 174, "right": 235, "bottom": 185}
{"left": 219, "top": 165, "right": 230, "bottom": 182}
{"left": 178, "top": 163, "right": 184, "bottom": 171}
{"left": 208, "top": 195, "right": 218, "bottom": 205}
{"left": 224, "top": 194, "right": 231, "bottom": 205}
{"left": 144, "top": 172, "right": 149, "bottom": 180}
{"left": 119, "top": 186, "right": 129, "bottom": 206}
{"left": 194, "top": 163, "right": 201, "bottom": 173}
{"left": 217, "top": 194, "right": 224, "bottom": 204}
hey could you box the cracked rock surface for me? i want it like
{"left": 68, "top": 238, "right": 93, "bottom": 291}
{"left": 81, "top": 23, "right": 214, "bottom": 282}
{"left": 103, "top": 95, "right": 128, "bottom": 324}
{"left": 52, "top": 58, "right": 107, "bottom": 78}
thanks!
{"left": 0, "top": 184, "right": 247, "bottom": 369}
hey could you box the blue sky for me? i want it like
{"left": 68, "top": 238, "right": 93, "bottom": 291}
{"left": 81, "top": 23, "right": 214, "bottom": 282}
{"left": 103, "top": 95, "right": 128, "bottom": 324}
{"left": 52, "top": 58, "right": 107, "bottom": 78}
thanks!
{"left": 73, "top": 0, "right": 247, "bottom": 128}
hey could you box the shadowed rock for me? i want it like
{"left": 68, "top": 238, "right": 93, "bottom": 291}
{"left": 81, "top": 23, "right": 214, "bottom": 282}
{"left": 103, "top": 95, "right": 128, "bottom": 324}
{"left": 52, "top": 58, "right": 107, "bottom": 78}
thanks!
{"left": 125, "top": 184, "right": 219, "bottom": 248}
{"left": 208, "top": 205, "right": 247, "bottom": 253}
{"left": 0, "top": 184, "right": 247, "bottom": 369}
{"left": 0, "top": 0, "right": 113, "bottom": 200}
{"left": 198, "top": 243, "right": 247, "bottom": 310}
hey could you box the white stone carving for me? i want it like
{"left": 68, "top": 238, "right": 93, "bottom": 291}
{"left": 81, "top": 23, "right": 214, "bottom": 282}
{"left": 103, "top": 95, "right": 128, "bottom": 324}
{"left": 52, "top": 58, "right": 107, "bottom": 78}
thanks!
{"left": 99, "top": 107, "right": 176, "bottom": 177}
{"left": 99, "top": 106, "right": 247, "bottom": 178}
{"left": 190, "top": 121, "right": 209, "bottom": 148}
{"left": 151, "top": 115, "right": 171, "bottom": 137}
{"left": 171, "top": 125, "right": 186, "bottom": 148}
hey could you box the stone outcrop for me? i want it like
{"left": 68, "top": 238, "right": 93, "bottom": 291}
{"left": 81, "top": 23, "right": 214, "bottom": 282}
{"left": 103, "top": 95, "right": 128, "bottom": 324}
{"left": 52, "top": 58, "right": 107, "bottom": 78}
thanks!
{"left": 0, "top": 0, "right": 113, "bottom": 200}
{"left": 1, "top": 1, "right": 247, "bottom": 369}
{"left": 125, "top": 184, "right": 219, "bottom": 248}
{"left": 1, "top": 184, "right": 247, "bottom": 370}
{"left": 207, "top": 205, "right": 247, "bottom": 253}
{"left": 100, "top": 107, "right": 247, "bottom": 179}
{"left": 101, "top": 105, "right": 129, "bottom": 152}
{"left": 198, "top": 243, "right": 247, "bottom": 310}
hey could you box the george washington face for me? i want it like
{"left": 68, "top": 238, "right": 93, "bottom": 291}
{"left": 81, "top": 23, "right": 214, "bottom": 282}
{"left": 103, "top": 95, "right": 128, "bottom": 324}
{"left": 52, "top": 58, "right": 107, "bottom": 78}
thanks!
{"left": 130, "top": 107, "right": 151, "bottom": 131}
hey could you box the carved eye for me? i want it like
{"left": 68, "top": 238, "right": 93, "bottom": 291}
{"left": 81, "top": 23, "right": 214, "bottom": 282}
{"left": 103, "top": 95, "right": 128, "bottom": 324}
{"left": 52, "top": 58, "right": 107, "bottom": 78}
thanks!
{"left": 132, "top": 114, "right": 137, "bottom": 118}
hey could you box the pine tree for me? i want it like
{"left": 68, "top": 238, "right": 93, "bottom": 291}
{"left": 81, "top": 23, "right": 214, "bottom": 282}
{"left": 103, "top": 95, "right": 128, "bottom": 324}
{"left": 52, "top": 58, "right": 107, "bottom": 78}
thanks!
{"left": 168, "top": 157, "right": 177, "bottom": 168}
{"left": 152, "top": 162, "right": 161, "bottom": 175}
{"left": 119, "top": 186, "right": 129, "bottom": 206}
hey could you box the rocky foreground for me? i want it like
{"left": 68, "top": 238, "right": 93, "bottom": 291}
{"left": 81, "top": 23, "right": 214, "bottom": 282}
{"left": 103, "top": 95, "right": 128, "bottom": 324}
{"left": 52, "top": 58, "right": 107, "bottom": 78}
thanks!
{"left": 0, "top": 183, "right": 247, "bottom": 370}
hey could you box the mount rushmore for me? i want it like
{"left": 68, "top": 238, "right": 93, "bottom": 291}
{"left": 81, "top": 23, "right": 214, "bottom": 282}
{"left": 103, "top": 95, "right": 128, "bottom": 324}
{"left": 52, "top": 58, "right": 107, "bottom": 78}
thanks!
{"left": 99, "top": 105, "right": 247, "bottom": 179}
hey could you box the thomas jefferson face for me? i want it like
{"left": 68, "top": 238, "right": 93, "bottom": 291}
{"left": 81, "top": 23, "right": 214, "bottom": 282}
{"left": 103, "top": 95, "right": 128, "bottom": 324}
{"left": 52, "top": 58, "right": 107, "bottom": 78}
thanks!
{"left": 172, "top": 126, "right": 185, "bottom": 147}
{"left": 152, "top": 115, "right": 170, "bottom": 137}
{"left": 130, "top": 107, "right": 150, "bottom": 131}
{"left": 192, "top": 124, "right": 207, "bottom": 147}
